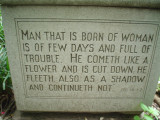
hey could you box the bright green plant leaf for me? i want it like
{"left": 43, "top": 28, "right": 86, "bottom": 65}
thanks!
{"left": 134, "top": 115, "right": 141, "bottom": 120}
{"left": 143, "top": 114, "right": 154, "bottom": 120}
{"left": 140, "top": 103, "right": 149, "bottom": 112}
{"left": 148, "top": 106, "right": 159, "bottom": 116}
{"left": 2, "top": 72, "right": 10, "bottom": 90}
{"left": 155, "top": 116, "right": 159, "bottom": 120}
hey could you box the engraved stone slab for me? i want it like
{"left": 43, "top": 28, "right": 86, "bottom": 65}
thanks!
{"left": 1, "top": 6, "right": 160, "bottom": 112}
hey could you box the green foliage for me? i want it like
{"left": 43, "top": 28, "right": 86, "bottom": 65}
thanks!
{"left": 134, "top": 115, "right": 141, "bottom": 120}
{"left": 140, "top": 103, "right": 149, "bottom": 112}
{"left": 134, "top": 103, "right": 160, "bottom": 120}
{"left": 143, "top": 114, "right": 154, "bottom": 120}
{"left": 157, "top": 77, "right": 160, "bottom": 91}
{"left": 0, "top": 10, "right": 12, "bottom": 93}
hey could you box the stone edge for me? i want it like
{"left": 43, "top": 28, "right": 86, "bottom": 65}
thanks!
{"left": 0, "top": 0, "right": 160, "bottom": 9}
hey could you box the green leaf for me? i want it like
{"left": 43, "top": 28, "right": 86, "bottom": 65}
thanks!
{"left": 143, "top": 114, "right": 154, "bottom": 120}
{"left": 134, "top": 115, "right": 141, "bottom": 120}
{"left": 140, "top": 103, "right": 149, "bottom": 112}
{"left": 148, "top": 107, "right": 159, "bottom": 116}
{"left": 0, "top": 9, "right": 12, "bottom": 92}
{"left": 2, "top": 72, "right": 10, "bottom": 90}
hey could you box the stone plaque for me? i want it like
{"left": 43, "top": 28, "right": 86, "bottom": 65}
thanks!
{"left": 1, "top": 6, "right": 160, "bottom": 112}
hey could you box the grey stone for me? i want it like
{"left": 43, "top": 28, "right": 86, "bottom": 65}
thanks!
{"left": 0, "top": 0, "right": 160, "bottom": 9}
{"left": 1, "top": 5, "right": 160, "bottom": 112}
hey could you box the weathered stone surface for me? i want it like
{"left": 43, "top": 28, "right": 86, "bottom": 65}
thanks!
{"left": 1, "top": 6, "right": 160, "bottom": 112}
{"left": 0, "top": 0, "right": 160, "bottom": 8}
